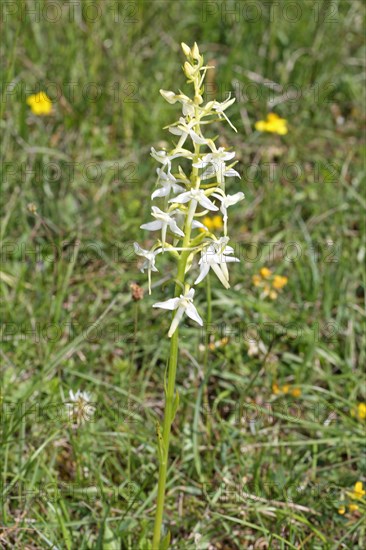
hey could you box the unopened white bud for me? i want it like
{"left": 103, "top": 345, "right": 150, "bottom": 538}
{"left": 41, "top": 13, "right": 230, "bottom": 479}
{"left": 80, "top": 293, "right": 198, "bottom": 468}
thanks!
{"left": 183, "top": 61, "right": 195, "bottom": 79}
{"left": 160, "top": 89, "right": 177, "bottom": 104}
{"left": 191, "top": 42, "right": 200, "bottom": 60}
{"left": 181, "top": 42, "right": 191, "bottom": 57}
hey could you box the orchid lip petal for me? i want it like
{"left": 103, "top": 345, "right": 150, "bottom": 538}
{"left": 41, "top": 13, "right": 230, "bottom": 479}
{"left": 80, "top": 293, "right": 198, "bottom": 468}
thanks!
{"left": 194, "top": 263, "right": 210, "bottom": 285}
{"left": 168, "top": 307, "right": 185, "bottom": 337}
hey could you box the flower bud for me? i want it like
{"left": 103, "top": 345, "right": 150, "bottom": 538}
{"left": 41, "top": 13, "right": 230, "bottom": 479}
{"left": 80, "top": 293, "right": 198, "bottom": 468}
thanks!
{"left": 159, "top": 89, "right": 177, "bottom": 104}
{"left": 183, "top": 62, "right": 195, "bottom": 79}
{"left": 181, "top": 42, "right": 191, "bottom": 57}
{"left": 191, "top": 42, "right": 200, "bottom": 60}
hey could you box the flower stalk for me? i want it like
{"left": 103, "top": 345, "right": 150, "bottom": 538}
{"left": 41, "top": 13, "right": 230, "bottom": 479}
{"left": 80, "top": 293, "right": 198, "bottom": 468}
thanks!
{"left": 134, "top": 42, "right": 244, "bottom": 549}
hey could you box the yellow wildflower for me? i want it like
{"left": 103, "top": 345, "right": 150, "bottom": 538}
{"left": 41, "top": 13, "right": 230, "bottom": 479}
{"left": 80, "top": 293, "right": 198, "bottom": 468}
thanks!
{"left": 255, "top": 113, "right": 288, "bottom": 135}
{"left": 272, "top": 275, "right": 288, "bottom": 290}
{"left": 201, "top": 215, "right": 223, "bottom": 232}
{"left": 348, "top": 503, "right": 359, "bottom": 513}
{"left": 27, "top": 92, "right": 53, "bottom": 115}
{"left": 348, "top": 481, "right": 365, "bottom": 501}
{"left": 272, "top": 383, "right": 301, "bottom": 398}
{"left": 269, "top": 289, "right": 278, "bottom": 300}
{"left": 260, "top": 267, "right": 272, "bottom": 278}
{"left": 201, "top": 216, "right": 213, "bottom": 231}
{"left": 253, "top": 269, "right": 288, "bottom": 300}
{"left": 357, "top": 403, "right": 366, "bottom": 420}
{"left": 212, "top": 215, "right": 223, "bottom": 230}
{"left": 338, "top": 505, "right": 346, "bottom": 515}
{"left": 252, "top": 274, "right": 262, "bottom": 287}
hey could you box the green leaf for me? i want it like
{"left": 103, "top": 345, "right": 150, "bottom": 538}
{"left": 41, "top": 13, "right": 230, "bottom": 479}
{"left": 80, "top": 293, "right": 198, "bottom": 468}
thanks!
{"left": 103, "top": 523, "right": 119, "bottom": 550}
{"left": 160, "top": 531, "right": 171, "bottom": 550}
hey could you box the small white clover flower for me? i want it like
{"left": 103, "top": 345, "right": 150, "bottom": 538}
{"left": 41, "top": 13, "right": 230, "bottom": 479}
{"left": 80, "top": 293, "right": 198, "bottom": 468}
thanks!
{"left": 169, "top": 188, "right": 218, "bottom": 212}
{"left": 153, "top": 288, "right": 203, "bottom": 337}
{"left": 195, "top": 237, "right": 240, "bottom": 289}
{"left": 66, "top": 390, "right": 95, "bottom": 426}
{"left": 140, "top": 206, "right": 184, "bottom": 247}
{"left": 212, "top": 191, "right": 245, "bottom": 235}
{"left": 133, "top": 243, "right": 162, "bottom": 294}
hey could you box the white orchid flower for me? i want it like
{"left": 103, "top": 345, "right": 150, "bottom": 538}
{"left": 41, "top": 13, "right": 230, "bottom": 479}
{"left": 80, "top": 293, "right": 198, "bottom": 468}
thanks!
{"left": 193, "top": 147, "right": 237, "bottom": 184}
{"left": 140, "top": 206, "right": 184, "bottom": 248}
{"left": 212, "top": 191, "right": 245, "bottom": 235}
{"left": 195, "top": 237, "right": 240, "bottom": 289}
{"left": 169, "top": 188, "right": 218, "bottom": 211}
{"left": 168, "top": 117, "right": 208, "bottom": 149}
{"left": 151, "top": 168, "right": 185, "bottom": 200}
{"left": 153, "top": 288, "right": 203, "bottom": 337}
{"left": 134, "top": 243, "right": 162, "bottom": 294}
{"left": 160, "top": 90, "right": 191, "bottom": 104}
{"left": 159, "top": 89, "right": 196, "bottom": 117}
{"left": 200, "top": 163, "right": 241, "bottom": 183}
{"left": 150, "top": 148, "right": 190, "bottom": 175}
{"left": 212, "top": 94, "right": 237, "bottom": 132}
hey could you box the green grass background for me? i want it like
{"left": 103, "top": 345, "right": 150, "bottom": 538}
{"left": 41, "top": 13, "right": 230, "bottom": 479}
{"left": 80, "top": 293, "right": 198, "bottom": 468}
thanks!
{"left": 1, "top": 0, "right": 365, "bottom": 548}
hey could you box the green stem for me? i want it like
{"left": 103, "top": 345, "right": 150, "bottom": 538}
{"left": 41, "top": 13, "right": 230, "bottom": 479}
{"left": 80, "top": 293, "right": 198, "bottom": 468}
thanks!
{"left": 152, "top": 326, "right": 179, "bottom": 549}
{"left": 203, "top": 273, "right": 212, "bottom": 439}
{"left": 204, "top": 272, "right": 212, "bottom": 367}
{"left": 152, "top": 188, "right": 197, "bottom": 550}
